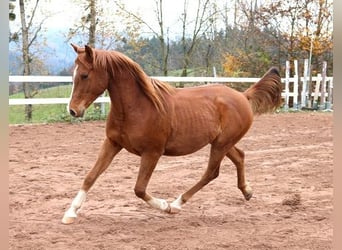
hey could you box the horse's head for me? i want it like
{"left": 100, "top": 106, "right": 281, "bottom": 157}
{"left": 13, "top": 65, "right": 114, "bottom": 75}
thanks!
{"left": 68, "top": 44, "right": 109, "bottom": 117}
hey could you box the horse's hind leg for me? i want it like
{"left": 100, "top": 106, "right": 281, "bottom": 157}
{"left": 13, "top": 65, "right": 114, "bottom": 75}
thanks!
{"left": 62, "top": 138, "right": 122, "bottom": 224}
{"left": 169, "top": 146, "right": 226, "bottom": 213}
{"left": 226, "top": 146, "right": 253, "bottom": 200}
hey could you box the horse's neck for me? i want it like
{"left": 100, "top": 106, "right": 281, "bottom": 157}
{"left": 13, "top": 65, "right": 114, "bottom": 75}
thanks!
{"left": 107, "top": 76, "right": 148, "bottom": 116}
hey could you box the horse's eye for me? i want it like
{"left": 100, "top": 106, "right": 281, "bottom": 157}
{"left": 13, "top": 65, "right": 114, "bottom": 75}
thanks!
{"left": 80, "top": 74, "right": 88, "bottom": 80}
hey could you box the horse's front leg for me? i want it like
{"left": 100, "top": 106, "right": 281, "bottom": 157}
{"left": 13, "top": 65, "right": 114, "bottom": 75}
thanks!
{"left": 134, "top": 152, "right": 171, "bottom": 212}
{"left": 62, "top": 138, "right": 122, "bottom": 224}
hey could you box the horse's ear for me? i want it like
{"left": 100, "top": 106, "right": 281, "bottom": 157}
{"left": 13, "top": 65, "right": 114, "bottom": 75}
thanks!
{"left": 70, "top": 43, "right": 79, "bottom": 53}
{"left": 84, "top": 45, "right": 94, "bottom": 63}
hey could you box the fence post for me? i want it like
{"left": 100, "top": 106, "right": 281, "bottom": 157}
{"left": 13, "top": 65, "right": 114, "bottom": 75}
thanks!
{"left": 100, "top": 92, "right": 106, "bottom": 116}
{"left": 326, "top": 78, "right": 333, "bottom": 110}
{"left": 213, "top": 66, "right": 217, "bottom": 77}
{"left": 313, "top": 74, "right": 322, "bottom": 109}
{"left": 301, "top": 59, "right": 309, "bottom": 109}
{"left": 319, "top": 61, "right": 327, "bottom": 110}
{"left": 293, "top": 60, "right": 299, "bottom": 110}
{"left": 284, "top": 61, "right": 290, "bottom": 111}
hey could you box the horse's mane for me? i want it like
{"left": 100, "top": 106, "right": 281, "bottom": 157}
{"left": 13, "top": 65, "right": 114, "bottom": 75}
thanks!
{"left": 91, "top": 49, "right": 175, "bottom": 113}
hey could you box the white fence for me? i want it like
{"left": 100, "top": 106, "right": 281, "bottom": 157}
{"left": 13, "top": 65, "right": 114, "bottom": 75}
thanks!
{"left": 9, "top": 72, "right": 333, "bottom": 110}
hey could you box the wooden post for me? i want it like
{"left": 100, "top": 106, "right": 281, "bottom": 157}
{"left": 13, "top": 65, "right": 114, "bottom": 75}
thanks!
{"left": 326, "top": 78, "right": 333, "bottom": 110}
{"left": 284, "top": 61, "right": 290, "bottom": 110}
{"left": 293, "top": 60, "right": 299, "bottom": 110}
{"left": 319, "top": 61, "right": 327, "bottom": 110}
{"left": 313, "top": 74, "right": 321, "bottom": 109}
{"left": 101, "top": 92, "right": 106, "bottom": 116}
{"left": 307, "top": 34, "right": 314, "bottom": 108}
{"left": 301, "top": 59, "right": 309, "bottom": 109}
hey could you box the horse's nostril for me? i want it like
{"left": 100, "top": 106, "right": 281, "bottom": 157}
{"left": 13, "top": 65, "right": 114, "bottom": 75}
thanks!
{"left": 69, "top": 109, "right": 77, "bottom": 117}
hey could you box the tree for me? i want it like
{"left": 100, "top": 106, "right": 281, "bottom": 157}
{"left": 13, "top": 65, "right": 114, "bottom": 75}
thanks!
{"left": 297, "top": 0, "right": 333, "bottom": 73}
{"left": 115, "top": 0, "right": 170, "bottom": 76}
{"left": 9, "top": 1, "right": 16, "bottom": 20}
{"left": 67, "top": 0, "right": 108, "bottom": 111}
{"left": 18, "top": 0, "right": 48, "bottom": 121}
{"left": 256, "top": 0, "right": 333, "bottom": 74}
{"left": 179, "top": 0, "right": 212, "bottom": 76}
{"left": 218, "top": 0, "right": 273, "bottom": 76}
{"left": 9, "top": 0, "right": 18, "bottom": 42}
{"left": 88, "top": 0, "right": 96, "bottom": 47}
{"left": 68, "top": 0, "right": 95, "bottom": 46}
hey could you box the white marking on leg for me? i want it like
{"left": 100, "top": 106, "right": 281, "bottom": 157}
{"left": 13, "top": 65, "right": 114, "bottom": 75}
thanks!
{"left": 62, "top": 189, "right": 86, "bottom": 224}
{"left": 67, "top": 64, "right": 78, "bottom": 112}
{"left": 147, "top": 197, "right": 170, "bottom": 212}
{"left": 170, "top": 195, "right": 184, "bottom": 214}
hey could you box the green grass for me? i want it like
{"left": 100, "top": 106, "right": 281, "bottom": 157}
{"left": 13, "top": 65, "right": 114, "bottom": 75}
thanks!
{"left": 9, "top": 85, "right": 109, "bottom": 124}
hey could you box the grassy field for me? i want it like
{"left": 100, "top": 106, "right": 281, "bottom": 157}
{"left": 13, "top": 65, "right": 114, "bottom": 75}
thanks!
{"left": 9, "top": 85, "right": 109, "bottom": 124}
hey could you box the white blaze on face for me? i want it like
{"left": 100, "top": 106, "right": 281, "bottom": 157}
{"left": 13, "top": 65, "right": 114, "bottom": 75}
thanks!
{"left": 67, "top": 64, "right": 78, "bottom": 112}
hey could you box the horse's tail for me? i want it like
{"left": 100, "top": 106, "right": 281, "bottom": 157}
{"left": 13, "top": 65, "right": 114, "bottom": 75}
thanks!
{"left": 243, "top": 67, "right": 283, "bottom": 115}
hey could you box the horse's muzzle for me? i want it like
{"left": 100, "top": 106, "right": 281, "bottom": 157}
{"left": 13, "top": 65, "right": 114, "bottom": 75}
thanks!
{"left": 69, "top": 108, "right": 84, "bottom": 118}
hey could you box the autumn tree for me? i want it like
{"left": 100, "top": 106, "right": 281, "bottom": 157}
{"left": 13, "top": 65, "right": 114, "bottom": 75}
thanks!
{"left": 296, "top": 0, "right": 333, "bottom": 73}
{"left": 256, "top": 0, "right": 333, "bottom": 74}
{"left": 221, "top": 0, "right": 273, "bottom": 76}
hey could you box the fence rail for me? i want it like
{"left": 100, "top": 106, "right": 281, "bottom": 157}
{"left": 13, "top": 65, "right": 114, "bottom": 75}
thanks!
{"left": 8, "top": 76, "right": 262, "bottom": 106}
{"left": 9, "top": 73, "right": 333, "bottom": 110}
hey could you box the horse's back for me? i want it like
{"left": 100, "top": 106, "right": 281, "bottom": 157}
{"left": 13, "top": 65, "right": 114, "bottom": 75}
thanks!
{"left": 172, "top": 84, "right": 252, "bottom": 117}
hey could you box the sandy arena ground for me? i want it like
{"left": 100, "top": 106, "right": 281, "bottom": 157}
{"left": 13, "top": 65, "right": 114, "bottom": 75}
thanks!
{"left": 9, "top": 112, "right": 333, "bottom": 249}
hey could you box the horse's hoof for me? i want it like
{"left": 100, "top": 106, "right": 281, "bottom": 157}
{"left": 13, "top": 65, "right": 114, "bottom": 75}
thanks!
{"left": 243, "top": 186, "right": 253, "bottom": 201}
{"left": 169, "top": 204, "right": 181, "bottom": 214}
{"left": 168, "top": 195, "right": 183, "bottom": 214}
{"left": 244, "top": 191, "right": 253, "bottom": 201}
{"left": 61, "top": 216, "right": 76, "bottom": 225}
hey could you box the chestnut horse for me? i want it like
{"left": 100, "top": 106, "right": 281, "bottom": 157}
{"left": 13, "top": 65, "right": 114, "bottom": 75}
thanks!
{"left": 62, "top": 44, "right": 283, "bottom": 224}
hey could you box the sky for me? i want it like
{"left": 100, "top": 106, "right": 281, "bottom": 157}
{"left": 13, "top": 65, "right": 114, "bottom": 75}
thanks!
{"left": 9, "top": 0, "right": 236, "bottom": 38}
{"left": 10, "top": 1, "right": 186, "bottom": 29}
{"left": 10, "top": 0, "right": 333, "bottom": 39}
{"left": 10, "top": 0, "right": 232, "bottom": 73}
{"left": 9, "top": 0, "right": 333, "bottom": 74}
{"left": 44, "top": 0, "right": 220, "bottom": 30}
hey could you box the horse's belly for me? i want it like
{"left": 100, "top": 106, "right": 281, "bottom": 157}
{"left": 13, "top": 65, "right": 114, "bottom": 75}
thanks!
{"left": 164, "top": 141, "right": 208, "bottom": 156}
{"left": 164, "top": 126, "right": 219, "bottom": 156}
